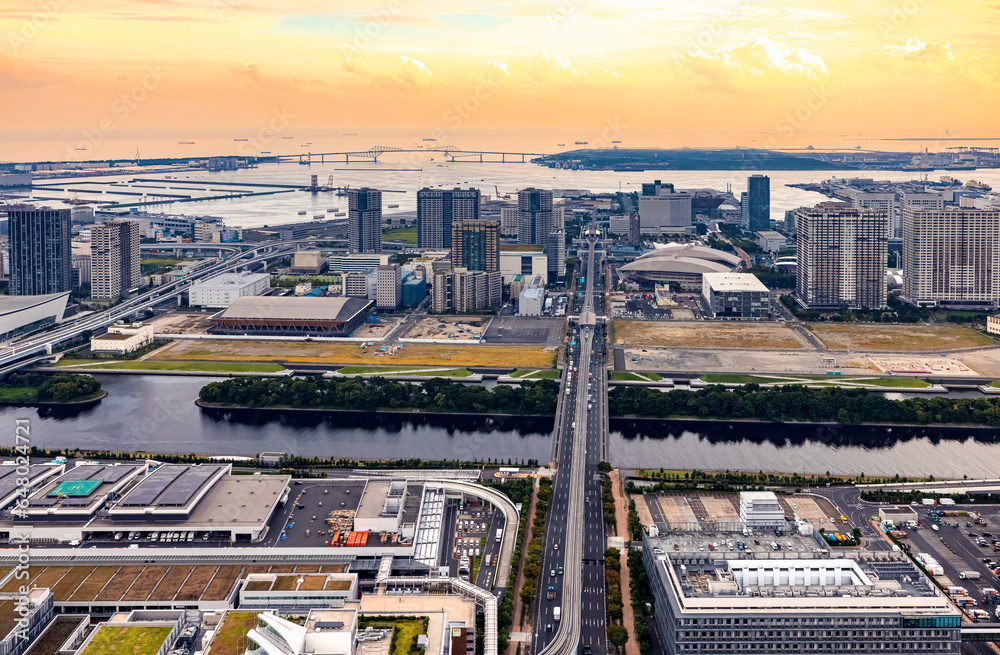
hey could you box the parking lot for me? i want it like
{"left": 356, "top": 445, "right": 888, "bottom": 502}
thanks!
{"left": 483, "top": 316, "right": 565, "bottom": 346}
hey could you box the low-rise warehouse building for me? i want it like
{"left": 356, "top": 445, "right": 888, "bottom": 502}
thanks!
{"left": 878, "top": 505, "right": 919, "bottom": 528}
{"left": 188, "top": 271, "right": 270, "bottom": 308}
{"left": 209, "top": 296, "right": 372, "bottom": 337}
{"left": 90, "top": 322, "right": 155, "bottom": 354}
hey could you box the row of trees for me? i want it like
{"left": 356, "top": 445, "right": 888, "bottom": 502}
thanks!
{"left": 609, "top": 383, "right": 1000, "bottom": 426}
{"left": 199, "top": 376, "right": 559, "bottom": 415}
{"left": 3, "top": 372, "right": 101, "bottom": 403}
{"left": 604, "top": 547, "right": 628, "bottom": 649}
{"left": 519, "top": 477, "right": 554, "bottom": 610}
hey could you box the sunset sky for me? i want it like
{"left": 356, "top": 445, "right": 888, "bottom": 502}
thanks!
{"left": 2, "top": 0, "right": 998, "bottom": 144}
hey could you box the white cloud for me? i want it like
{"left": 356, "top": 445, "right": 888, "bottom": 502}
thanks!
{"left": 687, "top": 36, "right": 829, "bottom": 83}
{"left": 874, "top": 38, "right": 954, "bottom": 63}
{"left": 398, "top": 55, "right": 431, "bottom": 75}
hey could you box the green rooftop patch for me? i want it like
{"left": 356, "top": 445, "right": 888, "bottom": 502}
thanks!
{"left": 500, "top": 244, "right": 545, "bottom": 252}
{"left": 80, "top": 625, "right": 173, "bottom": 655}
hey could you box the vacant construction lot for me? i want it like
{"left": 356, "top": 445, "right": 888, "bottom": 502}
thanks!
{"left": 152, "top": 340, "right": 556, "bottom": 369}
{"left": 613, "top": 320, "right": 805, "bottom": 350}
{"left": 807, "top": 323, "right": 995, "bottom": 352}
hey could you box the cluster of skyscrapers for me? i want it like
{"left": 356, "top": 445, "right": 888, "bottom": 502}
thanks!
{"left": 794, "top": 201, "right": 1000, "bottom": 309}
{"left": 6, "top": 207, "right": 140, "bottom": 301}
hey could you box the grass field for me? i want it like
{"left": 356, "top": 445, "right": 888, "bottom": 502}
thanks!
{"left": 383, "top": 226, "right": 417, "bottom": 244}
{"left": 991, "top": 380, "right": 1000, "bottom": 388}
{"left": 152, "top": 340, "right": 557, "bottom": 368}
{"left": 806, "top": 323, "right": 995, "bottom": 352}
{"left": 207, "top": 612, "right": 258, "bottom": 655}
{"left": 55, "top": 360, "right": 286, "bottom": 373}
{"left": 509, "top": 369, "right": 560, "bottom": 379}
{"left": 700, "top": 374, "right": 792, "bottom": 384}
{"left": 0, "top": 387, "right": 38, "bottom": 403}
{"left": 81, "top": 625, "right": 173, "bottom": 655}
{"left": 610, "top": 371, "right": 663, "bottom": 382}
{"left": 613, "top": 320, "right": 805, "bottom": 350}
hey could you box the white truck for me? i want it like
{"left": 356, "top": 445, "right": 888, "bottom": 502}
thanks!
{"left": 553, "top": 606, "right": 561, "bottom": 622}
{"left": 960, "top": 571, "right": 982, "bottom": 580}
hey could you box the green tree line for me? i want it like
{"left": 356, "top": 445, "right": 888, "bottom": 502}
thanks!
{"left": 609, "top": 383, "right": 1000, "bottom": 426}
{"left": 2, "top": 372, "right": 101, "bottom": 403}
{"left": 199, "top": 376, "right": 559, "bottom": 415}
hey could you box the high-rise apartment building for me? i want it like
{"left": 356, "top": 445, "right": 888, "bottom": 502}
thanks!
{"left": 416, "top": 188, "right": 480, "bottom": 249}
{"left": 517, "top": 188, "right": 554, "bottom": 246}
{"left": 746, "top": 174, "right": 770, "bottom": 233}
{"left": 348, "top": 188, "right": 382, "bottom": 253}
{"left": 852, "top": 192, "right": 896, "bottom": 238}
{"left": 431, "top": 269, "right": 452, "bottom": 313}
{"left": 451, "top": 220, "right": 499, "bottom": 273}
{"left": 500, "top": 206, "right": 519, "bottom": 237}
{"left": 546, "top": 229, "right": 566, "bottom": 282}
{"left": 902, "top": 206, "right": 1000, "bottom": 307}
{"left": 91, "top": 220, "right": 140, "bottom": 300}
{"left": 431, "top": 268, "right": 500, "bottom": 312}
{"left": 8, "top": 207, "right": 72, "bottom": 296}
{"left": 638, "top": 181, "right": 692, "bottom": 232}
{"left": 375, "top": 263, "right": 402, "bottom": 310}
{"left": 795, "top": 202, "right": 889, "bottom": 309}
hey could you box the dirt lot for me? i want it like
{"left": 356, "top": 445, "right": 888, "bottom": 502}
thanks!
{"left": 148, "top": 312, "right": 216, "bottom": 335}
{"left": 806, "top": 323, "right": 995, "bottom": 352}
{"left": 123, "top": 566, "right": 168, "bottom": 601}
{"left": 203, "top": 566, "right": 243, "bottom": 600}
{"left": 152, "top": 339, "right": 556, "bottom": 368}
{"left": 614, "top": 320, "right": 806, "bottom": 350}
{"left": 405, "top": 316, "right": 487, "bottom": 341}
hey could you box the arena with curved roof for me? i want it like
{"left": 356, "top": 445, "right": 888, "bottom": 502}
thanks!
{"left": 617, "top": 243, "right": 742, "bottom": 290}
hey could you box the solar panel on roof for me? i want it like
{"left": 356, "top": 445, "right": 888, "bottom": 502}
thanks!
{"left": 61, "top": 498, "right": 94, "bottom": 506}
{"left": 92, "top": 466, "right": 136, "bottom": 483}
{"left": 120, "top": 466, "right": 186, "bottom": 506}
{"left": 0, "top": 469, "right": 16, "bottom": 481}
{"left": 156, "top": 465, "right": 222, "bottom": 506}
{"left": 29, "top": 497, "right": 59, "bottom": 506}
{"left": 314, "top": 622, "right": 345, "bottom": 630}
{"left": 66, "top": 465, "right": 105, "bottom": 480}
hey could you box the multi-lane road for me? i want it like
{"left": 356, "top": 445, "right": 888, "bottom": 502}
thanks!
{"left": 0, "top": 242, "right": 297, "bottom": 371}
{"left": 535, "top": 227, "right": 607, "bottom": 655}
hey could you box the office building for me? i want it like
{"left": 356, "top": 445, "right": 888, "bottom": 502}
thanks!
{"left": 628, "top": 211, "right": 641, "bottom": 247}
{"left": 329, "top": 253, "right": 391, "bottom": 274}
{"left": 701, "top": 273, "right": 770, "bottom": 319}
{"left": 745, "top": 174, "right": 771, "bottom": 233}
{"left": 8, "top": 207, "right": 72, "bottom": 296}
{"left": 417, "top": 188, "right": 480, "bottom": 249}
{"left": 546, "top": 229, "right": 566, "bottom": 282}
{"left": 755, "top": 230, "right": 787, "bottom": 253}
{"left": 376, "top": 264, "right": 402, "bottom": 310}
{"left": 639, "top": 181, "right": 692, "bottom": 233}
{"left": 91, "top": 220, "right": 140, "bottom": 300}
{"left": 901, "top": 192, "right": 945, "bottom": 211}
{"left": 609, "top": 214, "right": 630, "bottom": 236}
{"left": 451, "top": 219, "right": 499, "bottom": 272}
{"left": 795, "top": 203, "right": 889, "bottom": 309}
{"left": 349, "top": 187, "right": 382, "bottom": 253}
{"left": 343, "top": 271, "right": 369, "bottom": 298}
{"left": 500, "top": 249, "right": 548, "bottom": 284}
{"left": 402, "top": 276, "right": 427, "bottom": 308}
{"left": 518, "top": 275, "right": 546, "bottom": 316}
{"left": 740, "top": 192, "right": 750, "bottom": 230}
{"left": 518, "top": 188, "right": 554, "bottom": 246}
{"left": 291, "top": 250, "right": 329, "bottom": 274}
{"left": 901, "top": 206, "right": 1000, "bottom": 307}
{"left": 188, "top": 271, "right": 271, "bottom": 308}
{"left": 500, "top": 206, "right": 519, "bottom": 237}
{"left": 643, "top": 530, "right": 960, "bottom": 655}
